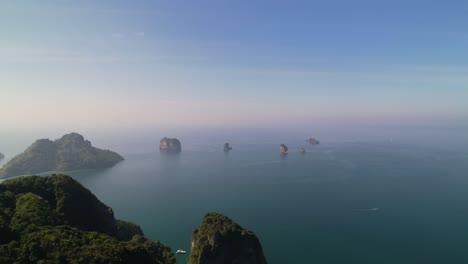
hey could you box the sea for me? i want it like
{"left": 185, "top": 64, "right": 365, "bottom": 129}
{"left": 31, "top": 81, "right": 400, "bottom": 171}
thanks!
{"left": 1, "top": 135, "right": 468, "bottom": 264}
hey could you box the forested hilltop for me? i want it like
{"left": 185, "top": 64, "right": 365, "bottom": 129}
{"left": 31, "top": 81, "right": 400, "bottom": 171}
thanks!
{"left": 0, "top": 175, "right": 175, "bottom": 264}
{"left": 189, "top": 213, "right": 267, "bottom": 264}
{"left": 0, "top": 133, "right": 124, "bottom": 179}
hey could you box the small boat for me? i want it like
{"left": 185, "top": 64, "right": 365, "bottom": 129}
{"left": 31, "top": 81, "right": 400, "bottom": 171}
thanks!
{"left": 361, "top": 208, "right": 380, "bottom": 211}
{"left": 300, "top": 147, "right": 306, "bottom": 154}
{"left": 176, "top": 249, "right": 187, "bottom": 254}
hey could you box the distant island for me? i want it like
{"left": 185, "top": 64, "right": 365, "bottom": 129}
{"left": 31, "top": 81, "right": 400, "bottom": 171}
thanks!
{"left": 159, "top": 137, "right": 182, "bottom": 153}
{"left": 307, "top": 138, "right": 320, "bottom": 145}
{"left": 0, "top": 152, "right": 4, "bottom": 160}
{"left": 224, "top": 142, "right": 232, "bottom": 152}
{"left": 189, "top": 213, "right": 267, "bottom": 264}
{"left": 0, "top": 174, "right": 176, "bottom": 263}
{"left": 280, "top": 144, "right": 288, "bottom": 154}
{"left": 0, "top": 132, "right": 124, "bottom": 179}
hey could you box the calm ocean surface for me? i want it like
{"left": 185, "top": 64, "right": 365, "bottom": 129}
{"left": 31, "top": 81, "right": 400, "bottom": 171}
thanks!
{"left": 3, "top": 141, "right": 468, "bottom": 263}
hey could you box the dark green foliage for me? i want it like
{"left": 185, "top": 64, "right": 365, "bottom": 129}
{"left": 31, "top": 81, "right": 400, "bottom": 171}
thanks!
{"left": 189, "top": 213, "right": 267, "bottom": 264}
{"left": 0, "top": 175, "right": 175, "bottom": 264}
{"left": 124, "top": 235, "right": 176, "bottom": 264}
{"left": 10, "top": 193, "right": 61, "bottom": 233}
{"left": 0, "top": 133, "right": 124, "bottom": 179}
{"left": 50, "top": 175, "right": 117, "bottom": 235}
{"left": 2, "top": 175, "right": 116, "bottom": 235}
{"left": 0, "top": 139, "right": 57, "bottom": 179}
{"left": 116, "top": 220, "right": 144, "bottom": 241}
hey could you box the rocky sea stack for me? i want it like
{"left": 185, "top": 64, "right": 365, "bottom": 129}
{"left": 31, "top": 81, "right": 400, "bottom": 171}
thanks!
{"left": 307, "top": 138, "right": 320, "bottom": 145}
{"left": 280, "top": 144, "right": 288, "bottom": 154}
{"left": 0, "top": 132, "right": 124, "bottom": 179}
{"left": 0, "top": 174, "right": 176, "bottom": 263}
{"left": 224, "top": 143, "right": 232, "bottom": 152}
{"left": 159, "top": 137, "right": 182, "bottom": 153}
{"left": 189, "top": 213, "right": 267, "bottom": 264}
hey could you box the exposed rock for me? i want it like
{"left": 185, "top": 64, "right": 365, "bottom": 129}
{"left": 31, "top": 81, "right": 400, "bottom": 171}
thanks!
{"left": 189, "top": 213, "right": 267, "bottom": 264}
{"left": 159, "top": 137, "right": 182, "bottom": 153}
{"left": 0, "top": 132, "right": 124, "bottom": 179}
{"left": 0, "top": 152, "right": 4, "bottom": 160}
{"left": 280, "top": 144, "right": 288, "bottom": 154}
{"left": 224, "top": 143, "right": 232, "bottom": 152}
{"left": 307, "top": 138, "right": 320, "bottom": 145}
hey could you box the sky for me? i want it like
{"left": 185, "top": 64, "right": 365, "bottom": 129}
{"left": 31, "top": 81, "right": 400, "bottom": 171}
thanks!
{"left": 1, "top": 0, "right": 468, "bottom": 137}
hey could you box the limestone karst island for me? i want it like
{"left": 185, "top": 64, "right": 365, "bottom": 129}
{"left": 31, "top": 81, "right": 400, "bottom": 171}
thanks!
{"left": 0, "top": 133, "right": 124, "bottom": 179}
{"left": 159, "top": 137, "right": 182, "bottom": 153}
{"left": 279, "top": 144, "right": 288, "bottom": 154}
{"left": 189, "top": 213, "right": 267, "bottom": 264}
{"left": 0, "top": 174, "right": 267, "bottom": 264}
{"left": 307, "top": 138, "right": 320, "bottom": 145}
{"left": 224, "top": 143, "right": 233, "bottom": 152}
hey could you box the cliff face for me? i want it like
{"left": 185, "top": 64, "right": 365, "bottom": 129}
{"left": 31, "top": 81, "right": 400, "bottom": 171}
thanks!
{"left": 307, "top": 138, "right": 320, "bottom": 145}
{"left": 280, "top": 144, "right": 288, "bottom": 154}
{"left": 0, "top": 132, "right": 124, "bottom": 179}
{"left": 189, "top": 213, "right": 267, "bottom": 264}
{"left": 159, "top": 138, "right": 182, "bottom": 153}
{"left": 0, "top": 174, "right": 175, "bottom": 264}
{"left": 224, "top": 143, "right": 232, "bottom": 152}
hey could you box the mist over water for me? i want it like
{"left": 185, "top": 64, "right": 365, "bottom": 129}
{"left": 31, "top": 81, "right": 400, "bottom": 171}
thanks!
{"left": 1, "top": 122, "right": 467, "bottom": 157}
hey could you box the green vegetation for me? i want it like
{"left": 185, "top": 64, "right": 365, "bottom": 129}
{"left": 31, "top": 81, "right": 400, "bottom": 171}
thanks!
{"left": 0, "top": 133, "right": 124, "bottom": 179}
{"left": 189, "top": 213, "right": 267, "bottom": 264}
{"left": 0, "top": 174, "right": 175, "bottom": 264}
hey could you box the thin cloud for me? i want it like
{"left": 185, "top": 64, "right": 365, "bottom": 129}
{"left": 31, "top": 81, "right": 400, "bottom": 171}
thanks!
{"left": 111, "top": 33, "right": 124, "bottom": 38}
{"left": 405, "top": 65, "right": 468, "bottom": 74}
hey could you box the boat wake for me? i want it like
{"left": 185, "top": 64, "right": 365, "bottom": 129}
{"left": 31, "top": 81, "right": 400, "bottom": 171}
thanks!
{"left": 361, "top": 208, "right": 380, "bottom": 211}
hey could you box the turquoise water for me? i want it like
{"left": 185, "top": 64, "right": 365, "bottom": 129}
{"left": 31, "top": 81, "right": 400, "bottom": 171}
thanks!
{"left": 9, "top": 141, "right": 468, "bottom": 263}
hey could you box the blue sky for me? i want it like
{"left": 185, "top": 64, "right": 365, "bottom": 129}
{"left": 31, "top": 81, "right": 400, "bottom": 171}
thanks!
{"left": 1, "top": 0, "right": 467, "bottom": 132}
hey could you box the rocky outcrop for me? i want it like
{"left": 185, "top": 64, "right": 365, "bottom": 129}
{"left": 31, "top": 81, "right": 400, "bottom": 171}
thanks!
{"left": 0, "top": 152, "right": 4, "bottom": 160}
{"left": 224, "top": 143, "right": 232, "bottom": 152}
{"left": 0, "top": 132, "right": 124, "bottom": 179}
{"left": 189, "top": 213, "right": 267, "bottom": 264}
{"left": 280, "top": 144, "right": 288, "bottom": 154}
{"left": 159, "top": 137, "right": 182, "bottom": 153}
{"left": 0, "top": 174, "right": 176, "bottom": 264}
{"left": 307, "top": 138, "right": 320, "bottom": 145}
